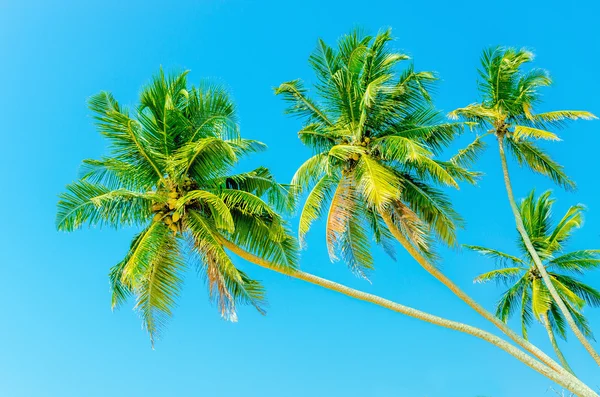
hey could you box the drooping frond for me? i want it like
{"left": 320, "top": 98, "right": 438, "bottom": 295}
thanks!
{"left": 433, "top": 160, "right": 481, "bottom": 185}
{"left": 133, "top": 225, "right": 184, "bottom": 347}
{"left": 365, "top": 207, "right": 397, "bottom": 261}
{"left": 520, "top": 283, "right": 533, "bottom": 339}
{"left": 339, "top": 200, "right": 375, "bottom": 278}
{"left": 505, "top": 137, "right": 576, "bottom": 190}
{"left": 353, "top": 155, "right": 400, "bottom": 209}
{"left": 298, "top": 175, "right": 338, "bottom": 246}
{"left": 531, "top": 277, "right": 552, "bottom": 320}
{"left": 399, "top": 175, "right": 461, "bottom": 246}
{"left": 325, "top": 175, "right": 356, "bottom": 262}
{"left": 186, "top": 211, "right": 266, "bottom": 319}
{"left": 449, "top": 133, "right": 489, "bottom": 168}
{"left": 325, "top": 175, "right": 373, "bottom": 277}
{"left": 495, "top": 274, "right": 529, "bottom": 323}
{"left": 386, "top": 202, "right": 433, "bottom": 258}
{"left": 291, "top": 152, "right": 330, "bottom": 194}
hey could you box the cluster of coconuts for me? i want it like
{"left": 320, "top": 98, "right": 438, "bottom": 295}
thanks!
{"left": 152, "top": 189, "right": 183, "bottom": 234}
{"left": 350, "top": 137, "right": 371, "bottom": 161}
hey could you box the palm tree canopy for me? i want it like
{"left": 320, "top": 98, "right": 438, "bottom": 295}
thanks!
{"left": 449, "top": 46, "right": 596, "bottom": 190}
{"left": 467, "top": 190, "right": 600, "bottom": 340}
{"left": 276, "top": 28, "right": 475, "bottom": 277}
{"left": 56, "top": 70, "right": 298, "bottom": 346}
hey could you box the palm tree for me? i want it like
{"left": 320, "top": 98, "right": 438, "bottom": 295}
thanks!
{"left": 449, "top": 47, "right": 599, "bottom": 365}
{"left": 57, "top": 70, "right": 299, "bottom": 345}
{"left": 55, "top": 69, "right": 597, "bottom": 396}
{"left": 467, "top": 190, "right": 600, "bottom": 373}
{"left": 274, "top": 28, "right": 577, "bottom": 376}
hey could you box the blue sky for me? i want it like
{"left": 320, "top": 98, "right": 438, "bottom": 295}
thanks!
{"left": 1, "top": 0, "right": 599, "bottom": 396}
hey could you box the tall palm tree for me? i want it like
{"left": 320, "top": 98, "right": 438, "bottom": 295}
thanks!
{"left": 57, "top": 70, "right": 299, "bottom": 345}
{"left": 467, "top": 190, "right": 600, "bottom": 373}
{"left": 55, "top": 70, "right": 597, "bottom": 396}
{"left": 449, "top": 47, "right": 599, "bottom": 365}
{"left": 274, "top": 28, "right": 577, "bottom": 375}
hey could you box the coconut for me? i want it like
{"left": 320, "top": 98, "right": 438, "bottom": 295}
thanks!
{"left": 172, "top": 212, "right": 181, "bottom": 223}
{"left": 364, "top": 137, "right": 371, "bottom": 143}
{"left": 167, "top": 198, "right": 178, "bottom": 209}
{"left": 164, "top": 216, "right": 173, "bottom": 225}
{"left": 153, "top": 213, "right": 163, "bottom": 222}
{"left": 169, "top": 224, "right": 178, "bottom": 233}
{"left": 169, "top": 191, "right": 178, "bottom": 199}
{"left": 151, "top": 204, "right": 163, "bottom": 211}
{"left": 351, "top": 153, "right": 360, "bottom": 161}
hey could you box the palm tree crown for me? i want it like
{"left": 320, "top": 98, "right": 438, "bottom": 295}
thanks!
{"left": 276, "top": 28, "right": 473, "bottom": 277}
{"left": 449, "top": 46, "right": 596, "bottom": 189}
{"left": 57, "top": 70, "right": 297, "bottom": 345}
{"left": 468, "top": 190, "right": 600, "bottom": 341}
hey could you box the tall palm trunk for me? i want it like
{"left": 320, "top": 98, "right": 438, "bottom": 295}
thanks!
{"left": 543, "top": 312, "right": 575, "bottom": 375}
{"left": 217, "top": 237, "right": 598, "bottom": 397}
{"left": 380, "top": 212, "right": 572, "bottom": 375}
{"left": 496, "top": 135, "right": 600, "bottom": 367}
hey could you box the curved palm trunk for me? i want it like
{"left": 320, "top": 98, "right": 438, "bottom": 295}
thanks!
{"left": 543, "top": 312, "right": 575, "bottom": 375}
{"left": 380, "top": 213, "right": 573, "bottom": 375}
{"left": 217, "top": 237, "right": 598, "bottom": 397}
{"left": 496, "top": 135, "right": 600, "bottom": 367}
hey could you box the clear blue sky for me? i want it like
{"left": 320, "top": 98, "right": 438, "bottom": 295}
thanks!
{"left": 1, "top": 1, "right": 599, "bottom": 396}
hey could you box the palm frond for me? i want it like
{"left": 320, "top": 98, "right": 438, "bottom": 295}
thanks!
{"left": 178, "top": 190, "right": 234, "bottom": 233}
{"left": 548, "top": 250, "right": 600, "bottom": 274}
{"left": 133, "top": 225, "right": 184, "bottom": 347}
{"left": 399, "top": 175, "right": 461, "bottom": 246}
{"left": 56, "top": 181, "right": 152, "bottom": 231}
{"left": 186, "top": 211, "right": 266, "bottom": 319}
{"left": 505, "top": 137, "right": 576, "bottom": 190}
{"left": 464, "top": 245, "right": 525, "bottom": 267}
{"left": 474, "top": 267, "right": 525, "bottom": 284}
{"left": 513, "top": 125, "right": 560, "bottom": 142}
{"left": 298, "top": 175, "right": 338, "bottom": 246}
{"left": 449, "top": 133, "right": 489, "bottom": 168}
{"left": 495, "top": 274, "right": 528, "bottom": 323}
{"left": 552, "top": 274, "right": 600, "bottom": 307}
{"left": 531, "top": 277, "right": 552, "bottom": 320}
{"left": 88, "top": 91, "right": 165, "bottom": 182}
{"left": 354, "top": 155, "right": 400, "bottom": 208}
{"left": 274, "top": 80, "right": 334, "bottom": 126}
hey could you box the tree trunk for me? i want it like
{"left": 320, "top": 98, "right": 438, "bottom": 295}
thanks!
{"left": 379, "top": 212, "right": 572, "bottom": 377}
{"left": 496, "top": 134, "right": 600, "bottom": 367}
{"left": 217, "top": 236, "right": 598, "bottom": 397}
{"left": 543, "top": 312, "right": 575, "bottom": 375}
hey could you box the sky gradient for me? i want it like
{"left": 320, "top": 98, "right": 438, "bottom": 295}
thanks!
{"left": 1, "top": 0, "right": 599, "bottom": 396}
